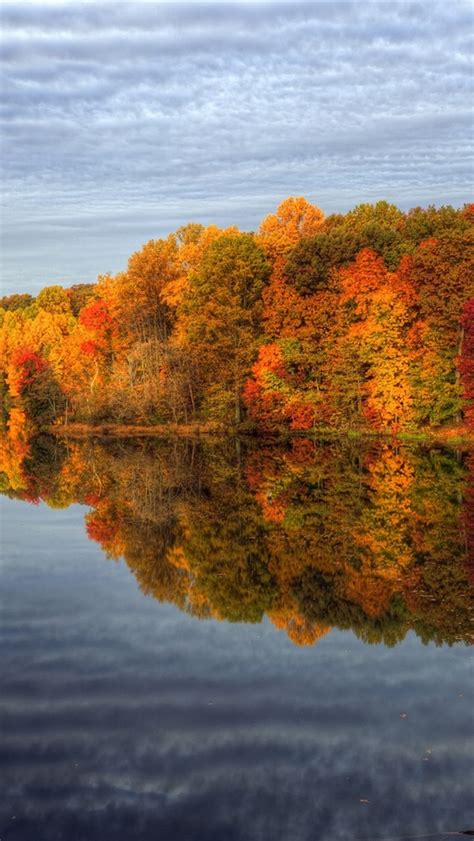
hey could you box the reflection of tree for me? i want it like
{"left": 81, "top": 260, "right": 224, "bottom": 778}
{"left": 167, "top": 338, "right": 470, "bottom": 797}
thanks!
{"left": 464, "top": 453, "right": 474, "bottom": 586}
{"left": 1, "top": 433, "right": 473, "bottom": 647}
{"left": 0, "top": 431, "right": 67, "bottom": 504}
{"left": 179, "top": 470, "right": 277, "bottom": 623}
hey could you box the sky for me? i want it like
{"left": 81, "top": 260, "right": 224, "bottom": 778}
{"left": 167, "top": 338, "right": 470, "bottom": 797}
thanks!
{"left": 1, "top": 0, "right": 473, "bottom": 295}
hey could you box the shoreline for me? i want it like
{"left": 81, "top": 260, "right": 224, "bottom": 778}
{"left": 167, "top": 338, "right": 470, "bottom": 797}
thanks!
{"left": 46, "top": 422, "right": 220, "bottom": 439}
{"left": 46, "top": 422, "right": 474, "bottom": 446}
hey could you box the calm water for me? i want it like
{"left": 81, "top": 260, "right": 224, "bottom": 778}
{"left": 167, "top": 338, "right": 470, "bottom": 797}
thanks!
{"left": 0, "top": 435, "right": 473, "bottom": 841}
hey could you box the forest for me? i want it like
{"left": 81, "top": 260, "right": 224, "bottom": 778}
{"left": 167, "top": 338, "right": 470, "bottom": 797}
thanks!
{"left": 1, "top": 197, "right": 473, "bottom": 437}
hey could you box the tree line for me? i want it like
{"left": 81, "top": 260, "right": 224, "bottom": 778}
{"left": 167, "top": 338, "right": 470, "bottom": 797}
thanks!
{"left": 1, "top": 197, "right": 473, "bottom": 434}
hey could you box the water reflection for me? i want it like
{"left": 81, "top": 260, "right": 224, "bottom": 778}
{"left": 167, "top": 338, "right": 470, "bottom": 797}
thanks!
{"left": 1, "top": 432, "right": 473, "bottom": 647}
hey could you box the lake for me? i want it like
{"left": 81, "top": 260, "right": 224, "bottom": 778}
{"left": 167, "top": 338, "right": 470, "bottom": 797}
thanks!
{"left": 0, "top": 434, "right": 473, "bottom": 841}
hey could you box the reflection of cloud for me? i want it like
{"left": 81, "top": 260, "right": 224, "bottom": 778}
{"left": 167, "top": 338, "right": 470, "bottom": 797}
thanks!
{"left": 1, "top": 1, "right": 472, "bottom": 292}
{"left": 1, "top": 497, "right": 473, "bottom": 841}
{"left": 2, "top": 708, "right": 473, "bottom": 841}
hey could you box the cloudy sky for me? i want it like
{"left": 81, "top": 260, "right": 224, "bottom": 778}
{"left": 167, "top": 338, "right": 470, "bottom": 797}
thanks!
{"left": 1, "top": 0, "right": 473, "bottom": 294}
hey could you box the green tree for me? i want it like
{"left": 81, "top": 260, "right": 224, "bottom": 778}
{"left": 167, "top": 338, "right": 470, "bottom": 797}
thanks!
{"left": 66, "top": 283, "right": 97, "bottom": 317}
{"left": 182, "top": 233, "right": 270, "bottom": 424}
{"left": 36, "top": 285, "right": 71, "bottom": 315}
{"left": 0, "top": 293, "right": 34, "bottom": 311}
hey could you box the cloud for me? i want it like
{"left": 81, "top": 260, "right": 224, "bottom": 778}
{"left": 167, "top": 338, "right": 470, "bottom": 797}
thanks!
{"left": 1, "top": 0, "right": 473, "bottom": 292}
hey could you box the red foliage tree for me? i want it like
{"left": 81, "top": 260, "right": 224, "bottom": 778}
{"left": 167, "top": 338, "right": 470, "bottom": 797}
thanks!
{"left": 79, "top": 299, "right": 113, "bottom": 333}
{"left": 79, "top": 300, "right": 115, "bottom": 355}
{"left": 11, "top": 348, "right": 47, "bottom": 393}
{"left": 463, "top": 452, "right": 474, "bottom": 585}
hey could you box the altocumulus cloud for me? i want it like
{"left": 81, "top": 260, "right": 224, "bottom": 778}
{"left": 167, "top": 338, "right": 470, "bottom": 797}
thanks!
{"left": 0, "top": 0, "right": 473, "bottom": 292}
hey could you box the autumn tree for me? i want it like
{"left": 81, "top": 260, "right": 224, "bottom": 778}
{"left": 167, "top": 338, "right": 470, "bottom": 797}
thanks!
{"left": 258, "top": 196, "right": 325, "bottom": 262}
{"left": 459, "top": 298, "right": 474, "bottom": 428}
{"left": 99, "top": 236, "right": 180, "bottom": 420}
{"left": 244, "top": 339, "right": 319, "bottom": 431}
{"left": 8, "top": 347, "right": 65, "bottom": 427}
{"left": 257, "top": 197, "right": 325, "bottom": 339}
{"left": 404, "top": 203, "right": 472, "bottom": 245}
{"left": 76, "top": 298, "right": 117, "bottom": 410}
{"left": 36, "top": 285, "right": 71, "bottom": 315}
{"left": 66, "top": 283, "right": 97, "bottom": 317}
{"left": 163, "top": 222, "right": 239, "bottom": 310}
{"left": 0, "top": 293, "right": 34, "bottom": 311}
{"left": 180, "top": 233, "right": 270, "bottom": 424}
{"left": 104, "top": 236, "right": 178, "bottom": 344}
{"left": 330, "top": 249, "right": 419, "bottom": 430}
{"left": 407, "top": 229, "right": 474, "bottom": 425}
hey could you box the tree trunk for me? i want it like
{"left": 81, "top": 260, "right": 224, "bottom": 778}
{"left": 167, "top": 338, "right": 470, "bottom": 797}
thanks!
{"left": 455, "top": 324, "right": 465, "bottom": 424}
{"left": 234, "top": 392, "right": 241, "bottom": 426}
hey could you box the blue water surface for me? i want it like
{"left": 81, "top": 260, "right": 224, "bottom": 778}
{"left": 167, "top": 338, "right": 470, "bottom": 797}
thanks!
{"left": 0, "top": 497, "right": 472, "bottom": 841}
